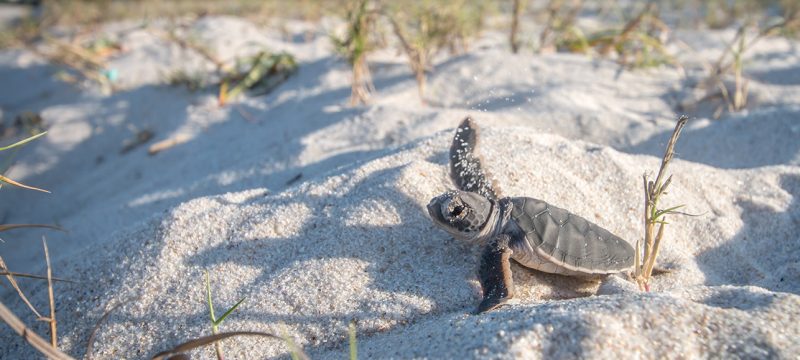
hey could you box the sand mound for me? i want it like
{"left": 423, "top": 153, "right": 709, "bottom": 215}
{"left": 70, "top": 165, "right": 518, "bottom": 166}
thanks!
{"left": 1, "top": 14, "right": 799, "bottom": 359}
{"left": 3, "top": 126, "right": 797, "bottom": 359}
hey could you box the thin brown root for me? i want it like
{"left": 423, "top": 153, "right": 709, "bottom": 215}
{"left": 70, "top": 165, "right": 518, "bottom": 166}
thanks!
{"left": 86, "top": 298, "right": 135, "bottom": 360}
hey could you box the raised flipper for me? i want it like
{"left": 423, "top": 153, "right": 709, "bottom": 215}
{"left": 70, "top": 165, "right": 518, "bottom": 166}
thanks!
{"left": 477, "top": 234, "right": 514, "bottom": 313}
{"left": 450, "top": 117, "right": 500, "bottom": 201}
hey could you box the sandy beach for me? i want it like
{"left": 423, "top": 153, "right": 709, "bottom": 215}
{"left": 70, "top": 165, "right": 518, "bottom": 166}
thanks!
{"left": 1, "top": 3, "right": 799, "bottom": 359}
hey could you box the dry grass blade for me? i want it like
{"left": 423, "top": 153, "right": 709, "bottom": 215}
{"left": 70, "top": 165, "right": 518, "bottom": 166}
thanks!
{"left": 0, "top": 255, "right": 43, "bottom": 318}
{"left": 0, "top": 174, "right": 50, "bottom": 193}
{"left": 0, "top": 224, "right": 64, "bottom": 232}
{"left": 151, "top": 331, "right": 307, "bottom": 360}
{"left": 43, "top": 238, "right": 57, "bottom": 347}
{"left": 0, "top": 271, "right": 74, "bottom": 283}
{"left": 0, "top": 300, "right": 74, "bottom": 360}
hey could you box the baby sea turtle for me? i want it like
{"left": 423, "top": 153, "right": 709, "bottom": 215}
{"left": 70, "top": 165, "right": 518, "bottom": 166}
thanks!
{"left": 427, "top": 117, "right": 634, "bottom": 313}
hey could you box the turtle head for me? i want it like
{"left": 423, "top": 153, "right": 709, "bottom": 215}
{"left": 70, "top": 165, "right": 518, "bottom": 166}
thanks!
{"left": 427, "top": 190, "right": 495, "bottom": 241}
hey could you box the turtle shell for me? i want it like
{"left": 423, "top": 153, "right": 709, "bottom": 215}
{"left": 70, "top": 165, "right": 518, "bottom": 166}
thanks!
{"left": 507, "top": 197, "right": 634, "bottom": 275}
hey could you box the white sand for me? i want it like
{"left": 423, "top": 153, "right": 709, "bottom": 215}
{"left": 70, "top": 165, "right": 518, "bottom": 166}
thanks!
{"left": 1, "top": 15, "right": 799, "bottom": 359}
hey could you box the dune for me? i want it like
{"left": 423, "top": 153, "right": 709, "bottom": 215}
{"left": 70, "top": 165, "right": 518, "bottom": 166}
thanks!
{"left": 1, "top": 14, "right": 798, "bottom": 359}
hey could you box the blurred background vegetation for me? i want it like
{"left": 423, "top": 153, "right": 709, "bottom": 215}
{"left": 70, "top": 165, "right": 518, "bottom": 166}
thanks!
{"left": 0, "top": 0, "right": 798, "bottom": 109}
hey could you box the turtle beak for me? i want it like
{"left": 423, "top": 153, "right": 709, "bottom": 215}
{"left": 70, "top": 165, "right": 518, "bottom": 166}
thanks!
{"left": 426, "top": 198, "right": 439, "bottom": 219}
{"left": 427, "top": 196, "right": 448, "bottom": 224}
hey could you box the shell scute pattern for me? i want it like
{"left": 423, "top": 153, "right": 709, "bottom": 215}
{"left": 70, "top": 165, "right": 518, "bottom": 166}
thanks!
{"left": 510, "top": 197, "right": 633, "bottom": 272}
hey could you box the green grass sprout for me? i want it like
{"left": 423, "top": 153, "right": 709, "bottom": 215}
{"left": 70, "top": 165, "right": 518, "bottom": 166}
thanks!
{"left": 205, "top": 270, "right": 246, "bottom": 360}
{"left": 349, "top": 321, "right": 358, "bottom": 360}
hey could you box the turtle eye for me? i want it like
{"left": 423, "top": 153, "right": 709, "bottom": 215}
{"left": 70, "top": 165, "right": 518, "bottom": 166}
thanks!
{"left": 451, "top": 205, "right": 465, "bottom": 217}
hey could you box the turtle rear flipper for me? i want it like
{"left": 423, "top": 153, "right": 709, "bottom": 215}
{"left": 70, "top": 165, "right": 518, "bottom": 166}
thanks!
{"left": 477, "top": 234, "right": 515, "bottom": 313}
{"left": 450, "top": 117, "right": 500, "bottom": 201}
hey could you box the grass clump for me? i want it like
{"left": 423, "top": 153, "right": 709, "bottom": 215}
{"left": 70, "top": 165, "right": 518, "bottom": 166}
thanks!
{"left": 331, "top": 0, "right": 379, "bottom": 106}
{"left": 219, "top": 52, "right": 297, "bottom": 105}
{"left": 388, "top": 0, "right": 486, "bottom": 102}
{"left": 0, "top": 132, "right": 70, "bottom": 358}
{"left": 683, "top": 4, "right": 799, "bottom": 117}
{"left": 553, "top": 3, "right": 676, "bottom": 69}
{"left": 633, "top": 115, "right": 689, "bottom": 291}
{"left": 157, "top": 28, "right": 297, "bottom": 105}
{"left": 537, "top": 0, "right": 584, "bottom": 53}
{"left": 509, "top": 0, "right": 528, "bottom": 53}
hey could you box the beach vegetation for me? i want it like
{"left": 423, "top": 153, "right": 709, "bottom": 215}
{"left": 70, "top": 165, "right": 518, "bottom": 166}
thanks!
{"left": 332, "top": 0, "right": 378, "bottom": 106}
{"left": 387, "top": 0, "right": 486, "bottom": 102}
{"left": 633, "top": 115, "right": 688, "bottom": 291}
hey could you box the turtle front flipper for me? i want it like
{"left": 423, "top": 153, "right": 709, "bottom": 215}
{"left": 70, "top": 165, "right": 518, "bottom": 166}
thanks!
{"left": 477, "top": 234, "right": 515, "bottom": 313}
{"left": 450, "top": 117, "right": 500, "bottom": 201}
